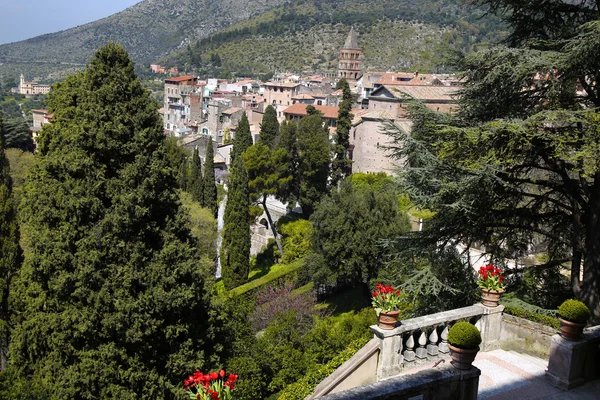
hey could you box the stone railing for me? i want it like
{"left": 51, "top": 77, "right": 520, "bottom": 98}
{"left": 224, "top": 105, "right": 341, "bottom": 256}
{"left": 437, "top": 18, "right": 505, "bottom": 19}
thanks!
{"left": 372, "top": 304, "right": 504, "bottom": 380}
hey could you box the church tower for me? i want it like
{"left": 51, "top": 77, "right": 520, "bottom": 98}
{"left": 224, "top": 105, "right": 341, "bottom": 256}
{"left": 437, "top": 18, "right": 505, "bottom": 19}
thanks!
{"left": 337, "top": 27, "right": 363, "bottom": 81}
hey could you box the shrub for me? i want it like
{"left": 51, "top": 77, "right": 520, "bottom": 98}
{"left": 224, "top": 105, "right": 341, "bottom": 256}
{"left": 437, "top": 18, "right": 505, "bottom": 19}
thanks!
{"left": 447, "top": 321, "right": 482, "bottom": 349}
{"left": 503, "top": 305, "right": 560, "bottom": 330}
{"left": 558, "top": 299, "right": 590, "bottom": 323}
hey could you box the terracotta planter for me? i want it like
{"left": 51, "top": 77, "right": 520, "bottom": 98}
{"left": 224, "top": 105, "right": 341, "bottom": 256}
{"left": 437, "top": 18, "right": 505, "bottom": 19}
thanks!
{"left": 448, "top": 344, "right": 479, "bottom": 370}
{"left": 377, "top": 310, "right": 400, "bottom": 330}
{"left": 558, "top": 317, "right": 586, "bottom": 341}
{"left": 481, "top": 288, "right": 505, "bottom": 307}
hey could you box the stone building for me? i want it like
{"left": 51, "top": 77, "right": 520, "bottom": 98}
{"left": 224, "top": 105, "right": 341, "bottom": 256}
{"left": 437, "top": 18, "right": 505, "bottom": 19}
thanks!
{"left": 163, "top": 75, "right": 208, "bottom": 136}
{"left": 14, "top": 74, "right": 51, "bottom": 96}
{"left": 338, "top": 27, "right": 363, "bottom": 81}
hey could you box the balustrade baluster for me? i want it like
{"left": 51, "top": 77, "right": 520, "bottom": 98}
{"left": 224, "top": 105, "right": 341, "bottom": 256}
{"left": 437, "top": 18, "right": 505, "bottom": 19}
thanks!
{"left": 403, "top": 332, "right": 416, "bottom": 362}
{"left": 415, "top": 330, "right": 428, "bottom": 359}
{"left": 427, "top": 325, "right": 439, "bottom": 356}
{"left": 439, "top": 325, "right": 449, "bottom": 354}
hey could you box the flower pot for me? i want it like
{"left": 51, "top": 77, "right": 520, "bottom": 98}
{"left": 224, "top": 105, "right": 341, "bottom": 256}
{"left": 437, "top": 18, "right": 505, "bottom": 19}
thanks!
{"left": 377, "top": 310, "right": 400, "bottom": 330}
{"left": 481, "top": 288, "right": 505, "bottom": 307}
{"left": 448, "top": 344, "right": 479, "bottom": 370}
{"left": 558, "top": 317, "right": 586, "bottom": 341}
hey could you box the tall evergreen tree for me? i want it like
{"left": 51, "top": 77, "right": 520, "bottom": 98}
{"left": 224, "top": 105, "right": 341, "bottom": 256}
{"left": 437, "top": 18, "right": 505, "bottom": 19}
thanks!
{"left": 232, "top": 111, "right": 252, "bottom": 162}
{"left": 276, "top": 121, "right": 300, "bottom": 208}
{"left": 202, "top": 137, "right": 218, "bottom": 218}
{"left": 9, "top": 43, "right": 212, "bottom": 398}
{"left": 0, "top": 125, "right": 21, "bottom": 371}
{"left": 221, "top": 155, "right": 250, "bottom": 289}
{"left": 296, "top": 112, "right": 331, "bottom": 218}
{"left": 258, "top": 105, "right": 279, "bottom": 149}
{"left": 331, "top": 78, "right": 354, "bottom": 187}
{"left": 189, "top": 146, "right": 204, "bottom": 204}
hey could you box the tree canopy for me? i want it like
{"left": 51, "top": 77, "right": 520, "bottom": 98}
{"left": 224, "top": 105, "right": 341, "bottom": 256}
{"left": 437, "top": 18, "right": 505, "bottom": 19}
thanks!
{"left": 387, "top": 2, "right": 600, "bottom": 322}
{"left": 8, "top": 43, "right": 213, "bottom": 398}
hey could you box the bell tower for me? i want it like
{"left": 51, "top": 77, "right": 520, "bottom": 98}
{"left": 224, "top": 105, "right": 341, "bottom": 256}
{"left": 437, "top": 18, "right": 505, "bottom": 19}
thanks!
{"left": 337, "top": 27, "right": 363, "bottom": 81}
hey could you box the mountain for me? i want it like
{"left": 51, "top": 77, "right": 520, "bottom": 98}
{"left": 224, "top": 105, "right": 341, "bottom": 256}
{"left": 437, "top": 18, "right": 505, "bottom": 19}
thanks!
{"left": 0, "top": 0, "right": 505, "bottom": 82}
{"left": 0, "top": 0, "right": 291, "bottom": 80}
{"left": 163, "top": 0, "right": 507, "bottom": 76}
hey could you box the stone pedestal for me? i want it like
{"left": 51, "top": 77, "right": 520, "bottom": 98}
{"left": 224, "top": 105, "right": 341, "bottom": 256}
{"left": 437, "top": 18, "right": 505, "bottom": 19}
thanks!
{"left": 476, "top": 304, "right": 504, "bottom": 351}
{"left": 546, "top": 334, "right": 586, "bottom": 389}
{"left": 546, "top": 326, "right": 600, "bottom": 390}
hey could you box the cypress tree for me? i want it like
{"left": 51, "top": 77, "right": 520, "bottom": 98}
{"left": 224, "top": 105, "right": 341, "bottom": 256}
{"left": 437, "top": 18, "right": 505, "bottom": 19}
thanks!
{"left": 10, "top": 43, "right": 212, "bottom": 398}
{"left": 202, "top": 137, "right": 218, "bottom": 217}
{"left": 221, "top": 155, "right": 250, "bottom": 289}
{"left": 232, "top": 111, "right": 252, "bottom": 162}
{"left": 0, "top": 123, "right": 21, "bottom": 371}
{"left": 331, "top": 78, "right": 354, "bottom": 187}
{"left": 258, "top": 105, "right": 279, "bottom": 149}
{"left": 189, "top": 146, "right": 204, "bottom": 204}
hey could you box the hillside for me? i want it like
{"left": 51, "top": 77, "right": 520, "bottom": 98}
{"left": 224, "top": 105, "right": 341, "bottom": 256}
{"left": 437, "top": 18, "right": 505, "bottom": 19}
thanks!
{"left": 163, "top": 0, "right": 507, "bottom": 76}
{"left": 0, "top": 0, "right": 291, "bottom": 80}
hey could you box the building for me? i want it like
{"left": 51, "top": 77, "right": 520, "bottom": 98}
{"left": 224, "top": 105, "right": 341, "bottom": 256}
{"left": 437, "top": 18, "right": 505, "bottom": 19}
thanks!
{"left": 338, "top": 27, "right": 363, "bottom": 81}
{"left": 30, "top": 109, "right": 53, "bottom": 148}
{"left": 14, "top": 74, "right": 51, "bottom": 96}
{"left": 163, "top": 75, "right": 206, "bottom": 136}
{"left": 350, "top": 83, "right": 460, "bottom": 174}
{"left": 263, "top": 81, "right": 301, "bottom": 120}
{"left": 282, "top": 103, "right": 340, "bottom": 134}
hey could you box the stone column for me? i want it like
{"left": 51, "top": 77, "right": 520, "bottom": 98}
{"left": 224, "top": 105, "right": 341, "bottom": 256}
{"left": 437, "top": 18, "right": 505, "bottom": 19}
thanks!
{"left": 372, "top": 326, "right": 403, "bottom": 380}
{"left": 476, "top": 304, "right": 504, "bottom": 351}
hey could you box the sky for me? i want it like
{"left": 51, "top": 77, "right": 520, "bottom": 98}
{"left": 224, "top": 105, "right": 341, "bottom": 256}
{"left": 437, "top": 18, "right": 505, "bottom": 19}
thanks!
{"left": 0, "top": 0, "right": 142, "bottom": 45}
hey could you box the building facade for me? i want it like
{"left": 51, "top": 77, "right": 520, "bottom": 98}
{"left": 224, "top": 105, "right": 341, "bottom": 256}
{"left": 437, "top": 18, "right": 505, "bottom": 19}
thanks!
{"left": 15, "top": 74, "right": 51, "bottom": 95}
{"left": 338, "top": 27, "right": 363, "bottom": 81}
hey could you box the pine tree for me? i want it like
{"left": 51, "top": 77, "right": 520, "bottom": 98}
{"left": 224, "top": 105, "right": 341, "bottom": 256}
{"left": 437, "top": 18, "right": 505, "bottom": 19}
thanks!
{"left": 9, "top": 43, "right": 212, "bottom": 398}
{"left": 331, "top": 78, "right": 353, "bottom": 187}
{"left": 189, "top": 146, "right": 204, "bottom": 204}
{"left": 202, "top": 137, "right": 218, "bottom": 218}
{"left": 221, "top": 155, "right": 250, "bottom": 289}
{"left": 258, "top": 105, "right": 279, "bottom": 149}
{"left": 0, "top": 123, "right": 21, "bottom": 371}
{"left": 232, "top": 111, "right": 252, "bottom": 162}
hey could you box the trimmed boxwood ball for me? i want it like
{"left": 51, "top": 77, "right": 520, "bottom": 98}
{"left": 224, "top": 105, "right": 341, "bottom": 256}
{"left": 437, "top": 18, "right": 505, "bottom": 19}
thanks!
{"left": 448, "top": 321, "right": 482, "bottom": 349}
{"left": 558, "top": 299, "right": 591, "bottom": 323}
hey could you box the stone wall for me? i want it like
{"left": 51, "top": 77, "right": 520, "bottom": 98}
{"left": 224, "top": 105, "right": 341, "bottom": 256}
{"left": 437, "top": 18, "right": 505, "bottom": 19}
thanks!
{"left": 499, "top": 314, "right": 556, "bottom": 358}
{"left": 314, "top": 364, "right": 480, "bottom": 400}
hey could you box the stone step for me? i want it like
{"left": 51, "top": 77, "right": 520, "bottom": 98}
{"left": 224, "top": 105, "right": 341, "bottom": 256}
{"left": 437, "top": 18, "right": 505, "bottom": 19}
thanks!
{"left": 494, "top": 350, "right": 546, "bottom": 376}
{"left": 508, "top": 351, "right": 548, "bottom": 370}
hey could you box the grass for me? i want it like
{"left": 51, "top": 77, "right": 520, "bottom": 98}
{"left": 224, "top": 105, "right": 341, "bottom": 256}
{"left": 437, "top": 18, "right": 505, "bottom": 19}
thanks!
{"left": 229, "top": 260, "right": 303, "bottom": 297}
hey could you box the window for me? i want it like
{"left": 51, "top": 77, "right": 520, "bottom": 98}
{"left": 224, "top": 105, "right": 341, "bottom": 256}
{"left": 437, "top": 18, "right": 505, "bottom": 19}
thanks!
{"left": 317, "top": 100, "right": 323, "bottom": 105}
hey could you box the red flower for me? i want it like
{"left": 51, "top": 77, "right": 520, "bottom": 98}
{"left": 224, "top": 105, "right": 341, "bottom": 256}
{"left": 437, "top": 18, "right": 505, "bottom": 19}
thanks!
{"left": 210, "top": 371, "right": 219, "bottom": 380}
{"left": 219, "top": 369, "right": 225, "bottom": 378}
{"left": 228, "top": 373, "right": 238, "bottom": 383}
{"left": 499, "top": 275, "right": 504, "bottom": 283}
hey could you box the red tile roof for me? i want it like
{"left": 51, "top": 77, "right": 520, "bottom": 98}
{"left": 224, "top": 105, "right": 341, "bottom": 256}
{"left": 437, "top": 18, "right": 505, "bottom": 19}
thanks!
{"left": 283, "top": 103, "right": 339, "bottom": 119}
{"left": 165, "top": 75, "right": 197, "bottom": 83}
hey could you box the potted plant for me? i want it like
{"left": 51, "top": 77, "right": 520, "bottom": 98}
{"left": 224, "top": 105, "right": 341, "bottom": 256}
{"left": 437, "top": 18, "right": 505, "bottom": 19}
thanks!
{"left": 557, "top": 299, "right": 590, "bottom": 341}
{"left": 184, "top": 369, "right": 238, "bottom": 400}
{"left": 477, "top": 264, "right": 505, "bottom": 307}
{"left": 447, "top": 321, "right": 482, "bottom": 370}
{"left": 372, "top": 283, "right": 402, "bottom": 330}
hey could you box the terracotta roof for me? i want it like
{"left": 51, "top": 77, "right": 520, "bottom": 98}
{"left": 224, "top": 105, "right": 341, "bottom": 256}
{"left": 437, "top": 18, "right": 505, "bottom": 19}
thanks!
{"left": 388, "top": 85, "right": 459, "bottom": 101}
{"left": 165, "top": 75, "right": 197, "bottom": 83}
{"left": 31, "top": 109, "right": 49, "bottom": 114}
{"left": 292, "top": 94, "right": 315, "bottom": 100}
{"left": 263, "top": 81, "right": 300, "bottom": 88}
{"left": 283, "top": 103, "right": 340, "bottom": 119}
{"left": 222, "top": 107, "right": 242, "bottom": 115}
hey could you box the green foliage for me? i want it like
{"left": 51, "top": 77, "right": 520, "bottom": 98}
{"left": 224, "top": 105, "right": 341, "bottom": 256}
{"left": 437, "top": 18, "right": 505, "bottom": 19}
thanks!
{"left": 447, "top": 321, "right": 482, "bottom": 349}
{"left": 188, "top": 146, "right": 204, "bottom": 204}
{"left": 221, "top": 156, "right": 251, "bottom": 290}
{"left": 259, "top": 105, "right": 279, "bottom": 149}
{"left": 307, "top": 178, "right": 410, "bottom": 287}
{"left": 558, "top": 299, "right": 591, "bottom": 323}
{"left": 279, "top": 219, "right": 313, "bottom": 264}
{"left": 203, "top": 137, "right": 218, "bottom": 217}
{"left": 4, "top": 149, "right": 34, "bottom": 207}
{"left": 8, "top": 43, "right": 212, "bottom": 398}
{"left": 296, "top": 113, "right": 331, "bottom": 218}
{"left": 502, "top": 299, "right": 560, "bottom": 330}
{"left": 229, "top": 260, "right": 303, "bottom": 297}
{"left": 516, "top": 265, "right": 571, "bottom": 309}
{"left": 232, "top": 112, "right": 252, "bottom": 163}
{"left": 1, "top": 118, "right": 33, "bottom": 152}
{"left": 180, "top": 191, "right": 218, "bottom": 263}
{"left": 331, "top": 78, "right": 353, "bottom": 187}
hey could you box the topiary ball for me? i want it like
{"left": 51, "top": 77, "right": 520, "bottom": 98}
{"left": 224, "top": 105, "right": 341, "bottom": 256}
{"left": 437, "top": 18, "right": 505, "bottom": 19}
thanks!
{"left": 447, "top": 321, "right": 482, "bottom": 349}
{"left": 558, "top": 299, "right": 591, "bottom": 323}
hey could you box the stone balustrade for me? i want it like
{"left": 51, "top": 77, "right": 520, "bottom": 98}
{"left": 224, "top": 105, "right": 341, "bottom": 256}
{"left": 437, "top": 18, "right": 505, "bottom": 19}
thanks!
{"left": 372, "top": 304, "right": 504, "bottom": 380}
